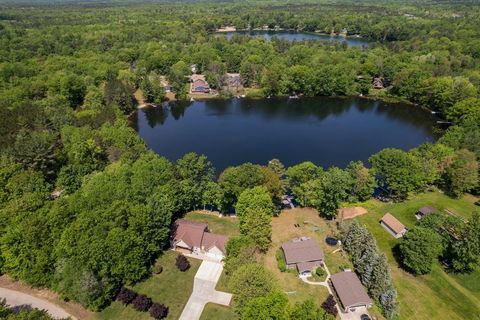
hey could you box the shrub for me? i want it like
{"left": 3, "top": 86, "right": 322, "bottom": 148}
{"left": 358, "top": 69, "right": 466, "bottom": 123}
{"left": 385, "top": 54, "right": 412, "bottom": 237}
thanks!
{"left": 150, "top": 302, "right": 169, "bottom": 319}
{"left": 315, "top": 267, "right": 326, "bottom": 277}
{"left": 321, "top": 294, "right": 338, "bottom": 317}
{"left": 132, "top": 294, "right": 152, "bottom": 312}
{"left": 153, "top": 264, "right": 163, "bottom": 274}
{"left": 116, "top": 287, "right": 137, "bottom": 305}
{"left": 176, "top": 255, "right": 190, "bottom": 271}
{"left": 275, "top": 249, "right": 286, "bottom": 272}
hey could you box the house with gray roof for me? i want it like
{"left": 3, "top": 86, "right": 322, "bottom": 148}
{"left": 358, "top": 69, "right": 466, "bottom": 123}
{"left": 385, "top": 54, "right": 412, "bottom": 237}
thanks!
{"left": 330, "top": 271, "right": 373, "bottom": 313}
{"left": 281, "top": 238, "right": 324, "bottom": 277}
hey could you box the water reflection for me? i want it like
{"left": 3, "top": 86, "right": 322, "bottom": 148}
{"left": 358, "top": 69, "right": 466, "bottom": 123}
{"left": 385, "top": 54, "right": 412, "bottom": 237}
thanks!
{"left": 135, "top": 97, "right": 439, "bottom": 171}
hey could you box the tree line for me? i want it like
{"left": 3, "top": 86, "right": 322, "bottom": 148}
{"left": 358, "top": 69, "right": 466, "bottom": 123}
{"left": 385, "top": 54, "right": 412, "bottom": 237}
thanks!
{"left": 0, "top": 0, "right": 479, "bottom": 318}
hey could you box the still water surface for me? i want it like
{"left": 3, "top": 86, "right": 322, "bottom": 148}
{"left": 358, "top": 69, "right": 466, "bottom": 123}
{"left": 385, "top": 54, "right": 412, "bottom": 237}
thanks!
{"left": 133, "top": 98, "right": 439, "bottom": 172}
{"left": 216, "top": 31, "right": 369, "bottom": 47}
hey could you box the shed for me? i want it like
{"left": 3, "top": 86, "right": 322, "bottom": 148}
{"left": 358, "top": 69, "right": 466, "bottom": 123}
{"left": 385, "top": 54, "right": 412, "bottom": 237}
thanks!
{"left": 380, "top": 213, "right": 407, "bottom": 238}
{"left": 415, "top": 206, "right": 436, "bottom": 219}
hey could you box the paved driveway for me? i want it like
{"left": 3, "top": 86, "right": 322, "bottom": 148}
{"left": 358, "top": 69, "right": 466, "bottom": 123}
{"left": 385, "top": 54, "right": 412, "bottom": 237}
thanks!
{"left": 0, "top": 287, "right": 75, "bottom": 319}
{"left": 339, "top": 306, "right": 370, "bottom": 320}
{"left": 179, "top": 261, "right": 232, "bottom": 320}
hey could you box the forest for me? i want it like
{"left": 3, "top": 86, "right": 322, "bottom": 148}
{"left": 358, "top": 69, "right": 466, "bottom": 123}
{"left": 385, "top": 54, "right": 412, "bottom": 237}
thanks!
{"left": 0, "top": 0, "right": 479, "bottom": 319}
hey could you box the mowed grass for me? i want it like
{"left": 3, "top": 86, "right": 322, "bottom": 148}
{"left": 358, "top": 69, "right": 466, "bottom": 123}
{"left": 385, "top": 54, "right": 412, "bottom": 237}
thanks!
{"left": 353, "top": 191, "right": 480, "bottom": 320}
{"left": 265, "top": 208, "right": 345, "bottom": 306}
{"left": 200, "top": 303, "right": 238, "bottom": 320}
{"left": 92, "top": 251, "right": 201, "bottom": 320}
{"left": 184, "top": 211, "right": 240, "bottom": 236}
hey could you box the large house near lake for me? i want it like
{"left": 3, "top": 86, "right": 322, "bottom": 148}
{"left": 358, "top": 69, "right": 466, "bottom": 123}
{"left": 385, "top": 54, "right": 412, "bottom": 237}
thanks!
{"left": 190, "top": 74, "right": 210, "bottom": 94}
{"left": 171, "top": 219, "right": 228, "bottom": 261}
{"left": 380, "top": 213, "right": 407, "bottom": 238}
{"left": 281, "top": 237, "right": 324, "bottom": 277}
{"left": 330, "top": 270, "right": 373, "bottom": 313}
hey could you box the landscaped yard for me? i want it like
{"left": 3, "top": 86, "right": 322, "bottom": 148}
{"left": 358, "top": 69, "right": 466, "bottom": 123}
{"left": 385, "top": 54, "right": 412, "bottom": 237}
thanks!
{"left": 184, "top": 211, "right": 240, "bottom": 236}
{"left": 265, "top": 208, "right": 349, "bottom": 307}
{"left": 200, "top": 303, "right": 238, "bottom": 320}
{"left": 91, "top": 251, "right": 201, "bottom": 320}
{"left": 353, "top": 190, "right": 480, "bottom": 320}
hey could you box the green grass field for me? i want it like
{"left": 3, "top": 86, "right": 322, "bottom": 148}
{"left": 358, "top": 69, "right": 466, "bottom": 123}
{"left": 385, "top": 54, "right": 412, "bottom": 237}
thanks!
{"left": 91, "top": 251, "right": 201, "bottom": 320}
{"left": 200, "top": 303, "right": 238, "bottom": 320}
{"left": 353, "top": 191, "right": 480, "bottom": 320}
{"left": 184, "top": 211, "right": 240, "bottom": 236}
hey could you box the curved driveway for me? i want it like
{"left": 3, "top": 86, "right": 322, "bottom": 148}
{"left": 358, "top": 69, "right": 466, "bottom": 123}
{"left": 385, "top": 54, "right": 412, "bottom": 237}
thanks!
{"left": 0, "top": 287, "right": 75, "bottom": 319}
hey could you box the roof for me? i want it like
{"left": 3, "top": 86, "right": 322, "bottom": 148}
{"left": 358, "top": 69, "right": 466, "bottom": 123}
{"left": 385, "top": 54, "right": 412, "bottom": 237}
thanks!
{"left": 281, "top": 239, "right": 324, "bottom": 265}
{"left": 191, "top": 74, "right": 206, "bottom": 82}
{"left": 173, "top": 220, "right": 207, "bottom": 248}
{"left": 417, "top": 206, "right": 436, "bottom": 215}
{"left": 296, "top": 261, "right": 317, "bottom": 273}
{"left": 330, "top": 271, "right": 372, "bottom": 308}
{"left": 380, "top": 213, "right": 406, "bottom": 234}
{"left": 202, "top": 232, "right": 229, "bottom": 254}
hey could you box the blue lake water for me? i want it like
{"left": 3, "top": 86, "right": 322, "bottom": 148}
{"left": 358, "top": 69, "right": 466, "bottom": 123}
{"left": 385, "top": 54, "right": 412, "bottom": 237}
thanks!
{"left": 216, "top": 30, "right": 369, "bottom": 47}
{"left": 133, "top": 97, "right": 439, "bottom": 172}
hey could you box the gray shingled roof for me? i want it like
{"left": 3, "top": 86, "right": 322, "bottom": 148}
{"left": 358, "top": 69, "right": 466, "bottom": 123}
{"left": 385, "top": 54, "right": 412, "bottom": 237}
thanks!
{"left": 330, "top": 271, "right": 372, "bottom": 308}
{"left": 281, "top": 239, "right": 324, "bottom": 265}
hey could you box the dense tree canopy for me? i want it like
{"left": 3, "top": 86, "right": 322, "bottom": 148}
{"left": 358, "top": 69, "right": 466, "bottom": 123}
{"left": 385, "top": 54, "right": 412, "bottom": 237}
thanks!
{"left": 0, "top": 0, "right": 480, "bottom": 316}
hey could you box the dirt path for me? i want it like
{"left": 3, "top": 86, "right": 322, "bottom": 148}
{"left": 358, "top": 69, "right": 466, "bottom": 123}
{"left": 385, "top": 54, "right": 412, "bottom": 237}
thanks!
{"left": 0, "top": 276, "right": 91, "bottom": 319}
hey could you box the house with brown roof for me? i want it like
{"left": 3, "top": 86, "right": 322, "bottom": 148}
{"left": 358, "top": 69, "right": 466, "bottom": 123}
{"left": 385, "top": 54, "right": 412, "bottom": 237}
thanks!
{"left": 171, "top": 219, "right": 229, "bottom": 260}
{"left": 281, "top": 237, "right": 324, "bottom": 277}
{"left": 380, "top": 213, "right": 407, "bottom": 238}
{"left": 190, "top": 74, "right": 210, "bottom": 94}
{"left": 330, "top": 271, "right": 372, "bottom": 313}
{"left": 415, "top": 206, "right": 436, "bottom": 220}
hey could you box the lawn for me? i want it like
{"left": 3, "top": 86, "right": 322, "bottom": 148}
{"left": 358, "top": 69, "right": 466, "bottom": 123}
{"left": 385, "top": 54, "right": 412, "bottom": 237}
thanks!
{"left": 91, "top": 251, "right": 201, "bottom": 320}
{"left": 184, "top": 211, "right": 240, "bottom": 236}
{"left": 264, "top": 208, "right": 347, "bottom": 307}
{"left": 353, "top": 191, "right": 480, "bottom": 320}
{"left": 200, "top": 303, "right": 238, "bottom": 320}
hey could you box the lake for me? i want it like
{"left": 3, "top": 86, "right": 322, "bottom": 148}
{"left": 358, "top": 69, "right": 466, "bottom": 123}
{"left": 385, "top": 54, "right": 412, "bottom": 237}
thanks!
{"left": 215, "top": 30, "right": 369, "bottom": 47}
{"left": 133, "top": 97, "right": 439, "bottom": 172}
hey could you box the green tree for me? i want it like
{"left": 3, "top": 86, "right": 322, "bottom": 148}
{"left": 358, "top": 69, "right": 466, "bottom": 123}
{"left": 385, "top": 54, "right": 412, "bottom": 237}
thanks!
{"left": 175, "top": 152, "right": 215, "bottom": 210}
{"left": 399, "top": 227, "right": 443, "bottom": 275}
{"left": 451, "top": 212, "right": 480, "bottom": 272}
{"left": 445, "top": 149, "right": 478, "bottom": 197}
{"left": 446, "top": 98, "right": 480, "bottom": 124}
{"left": 241, "top": 291, "right": 289, "bottom": 320}
{"left": 228, "top": 263, "right": 277, "bottom": 312}
{"left": 369, "top": 148, "right": 425, "bottom": 200}
{"left": 218, "top": 163, "right": 265, "bottom": 210}
{"left": 347, "top": 161, "right": 376, "bottom": 201}
{"left": 289, "top": 299, "right": 332, "bottom": 320}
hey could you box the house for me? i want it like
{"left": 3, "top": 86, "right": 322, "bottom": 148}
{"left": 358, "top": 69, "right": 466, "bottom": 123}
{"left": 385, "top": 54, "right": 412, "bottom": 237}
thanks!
{"left": 372, "top": 77, "right": 384, "bottom": 89}
{"left": 281, "top": 237, "right": 324, "bottom": 277}
{"left": 171, "top": 219, "right": 229, "bottom": 260}
{"left": 380, "top": 213, "right": 407, "bottom": 238}
{"left": 330, "top": 271, "right": 373, "bottom": 313}
{"left": 190, "top": 74, "right": 210, "bottom": 94}
{"left": 415, "top": 206, "right": 436, "bottom": 219}
{"left": 226, "top": 73, "right": 242, "bottom": 87}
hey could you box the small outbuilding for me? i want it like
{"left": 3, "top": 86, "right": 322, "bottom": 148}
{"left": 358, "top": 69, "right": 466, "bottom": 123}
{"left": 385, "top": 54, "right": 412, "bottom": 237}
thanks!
{"left": 281, "top": 238, "right": 324, "bottom": 277}
{"left": 380, "top": 213, "right": 407, "bottom": 238}
{"left": 415, "top": 206, "right": 436, "bottom": 219}
{"left": 330, "top": 271, "right": 372, "bottom": 313}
